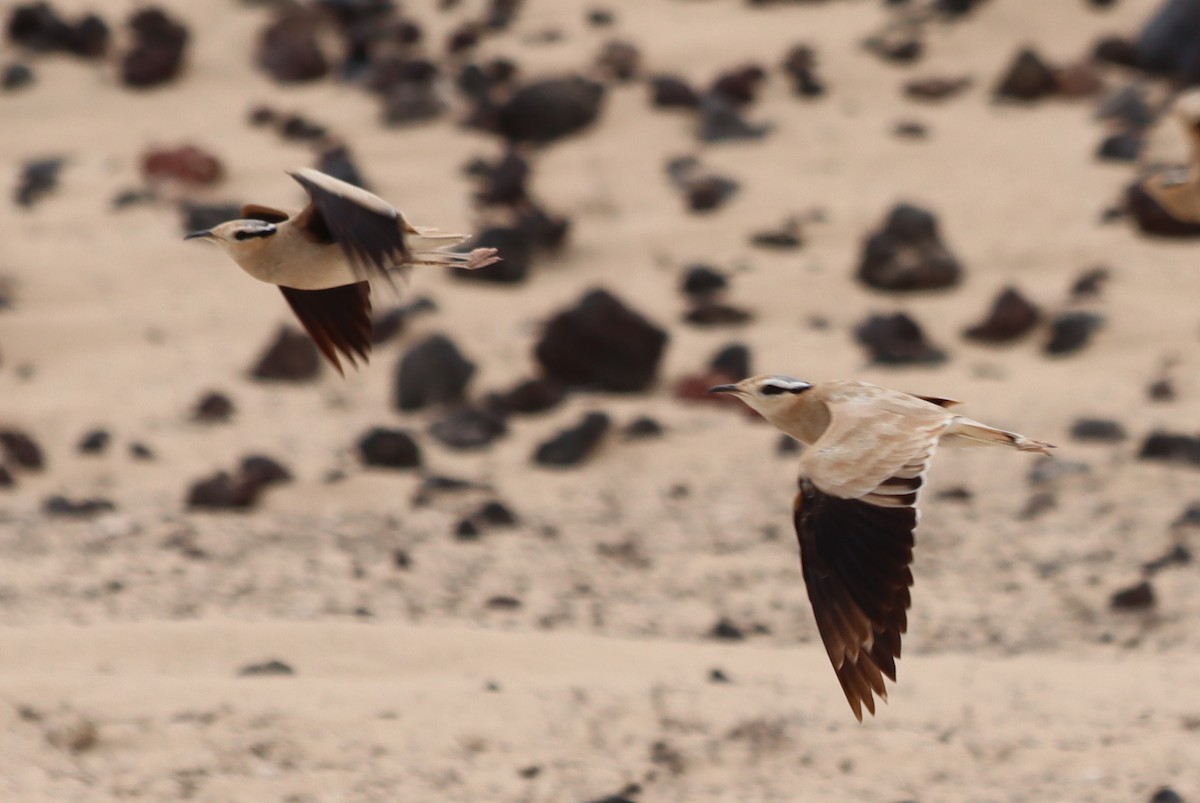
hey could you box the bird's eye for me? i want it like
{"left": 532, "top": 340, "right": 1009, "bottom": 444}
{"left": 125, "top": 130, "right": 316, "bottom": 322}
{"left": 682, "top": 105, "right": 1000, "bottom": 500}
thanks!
{"left": 234, "top": 225, "right": 276, "bottom": 241}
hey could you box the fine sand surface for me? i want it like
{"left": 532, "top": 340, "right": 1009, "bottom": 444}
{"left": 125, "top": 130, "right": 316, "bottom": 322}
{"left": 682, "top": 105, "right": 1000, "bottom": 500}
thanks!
{"left": 3, "top": 0, "right": 1200, "bottom": 801}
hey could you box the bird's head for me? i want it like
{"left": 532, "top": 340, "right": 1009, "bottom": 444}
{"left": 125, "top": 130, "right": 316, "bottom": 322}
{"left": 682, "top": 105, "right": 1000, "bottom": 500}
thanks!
{"left": 707, "top": 374, "right": 813, "bottom": 422}
{"left": 185, "top": 220, "right": 278, "bottom": 258}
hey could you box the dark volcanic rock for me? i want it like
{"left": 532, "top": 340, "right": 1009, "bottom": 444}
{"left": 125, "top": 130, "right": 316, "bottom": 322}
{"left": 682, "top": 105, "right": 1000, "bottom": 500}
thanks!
{"left": 709, "top": 617, "right": 745, "bottom": 641}
{"left": 43, "top": 495, "right": 115, "bottom": 517}
{"left": 749, "top": 217, "right": 803, "bottom": 249}
{"left": 685, "top": 174, "right": 740, "bottom": 212}
{"left": 382, "top": 82, "right": 444, "bottom": 125}
{"left": 856, "top": 312, "right": 947, "bottom": 365}
{"left": 993, "top": 48, "right": 1057, "bottom": 101}
{"left": 857, "top": 203, "right": 962, "bottom": 291}
{"left": 1143, "top": 543, "right": 1191, "bottom": 575}
{"left": 1069, "top": 418, "right": 1127, "bottom": 443}
{"left": 1043, "top": 311, "right": 1103, "bottom": 355}
{"left": 186, "top": 454, "right": 292, "bottom": 510}
{"left": 1148, "top": 787, "right": 1187, "bottom": 803}
{"left": 238, "top": 659, "right": 295, "bottom": 676}
{"left": 535, "top": 289, "right": 668, "bottom": 392}
{"left": 486, "top": 377, "right": 566, "bottom": 415}
{"left": 533, "top": 411, "right": 610, "bottom": 467}
{"left": 357, "top": 427, "right": 422, "bottom": 469}
{"left": 187, "top": 471, "right": 251, "bottom": 510}
{"left": 904, "top": 75, "right": 972, "bottom": 101}
{"left": 2, "top": 62, "right": 35, "bottom": 91}
{"left": 6, "top": 4, "right": 109, "bottom": 57}
{"left": 649, "top": 74, "right": 700, "bottom": 108}
{"left": 685, "top": 301, "right": 753, "bottom": 326}
{"left": 1070, "top": 267, "right": 1109, "bottom": 299}
{"left": 595, "top": 38, "right": 640, "bottom": 82}
{"left": 14, "top": 157, "right": 63, "bottom": 208}
{"left": 120, "top": 8, "right": 189, "bottom": 88}
{"left": 77, "top": 428, "right": 110, "bottom": 454}
{"left": 1126, "top": 180, "right": 1200, "bottom": 237}
{"left": 467, "top": 150, "right": 530, "bottom": 207}
{"left": 394, "top": 334, "right": 475, "bottom": 411}
{"left": 257, "top": 10, "right": 327, "bottom": 83}
{"left": 0, "top": 428, "right": 44, "bottom": 470}
{"left": 1138, "top": 0, "right": 1200, "bottom": 83}
{"left": 1148, "top": 377, "right": 1176, "bottom": 402}
{"left": 962, "top": 286, "right": 1040, "bottom": 344}
{"left": 1109, "top": 579, "right": 1155, "bottom": 611}
{"left": 250, "top": 326, "right": 321, "bottom": 381}
{"left": 624, "top": 416, "right": 664, "bottom": 440}
{"left": 192, "top": 390, "right": 235, "bottom": 423}
{"left": 680, "top": 264, "right": 728, "bottom": 298}
{"left": 710, "top": 343, "right": 751, "bottom": 380}
{"left": 428, "top": 407, "right": 508, "bottom": 450}
{"left": 782, "top": 44, "right": 825, "bottom": 97}
{"left": 1138, "top": 431, "right": 1200, "bottom": 468}
{"left": 1096, "top": 128, "right": 1143, "bottom": 162}
{"left": 496, "top": 76, "right": 605, "bottom": 144}
{"left": 697, "top": 94, "right": 770, "bottom": 143}
{"left": 710, "top": 64, "right": 766, "bottom": 106}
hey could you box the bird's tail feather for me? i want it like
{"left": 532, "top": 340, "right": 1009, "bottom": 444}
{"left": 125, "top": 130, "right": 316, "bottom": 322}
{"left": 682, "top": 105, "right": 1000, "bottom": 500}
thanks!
{"left": 943, "top": 418, "right": 1054, "bottom": 455}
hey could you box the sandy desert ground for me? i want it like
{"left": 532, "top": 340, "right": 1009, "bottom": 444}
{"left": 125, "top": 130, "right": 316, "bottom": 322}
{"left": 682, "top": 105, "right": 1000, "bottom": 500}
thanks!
{"left": 2, "top": 0, "right": 1200, "bottom": 800}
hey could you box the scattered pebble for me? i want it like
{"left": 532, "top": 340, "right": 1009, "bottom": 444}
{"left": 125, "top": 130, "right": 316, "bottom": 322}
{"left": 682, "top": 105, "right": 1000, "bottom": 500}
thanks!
{"left": 77, "top": 428, "right": 110, "bottom": 454}
{"left": 623, "top": 416, "right": 664, "bottom": 440}
{"left": 535, "top": 289, "right": 667, "bottom": 392}
{"left": 904, "top": 75, "right": 971, "bottom": 101}
{"left": 749, "top": 217, "right": 803, "bottom": 250}
{"left": 394, "top": 334, "right": 476, "bottom": 411}
{"left": 192, "top": 390, "right": 235, "bottom": 423}
{"left": 709, "top": 617, "right": 745, "bottom": 641}
{"left": 1043, "top": 311, "right": 1103, "bottom": 356}
{"left": 187, "top": 455, "right": 292, "bottom": 510}
{"left": 357, "top": 428, "right": 422, "bottom": 469}
{"left": 1109, "top": 579, "right": 1155, "bottom": 611}
{"left": 680, "top": 264, "right": 729, "bottom": 298}
{"left": 533, "top": 412, "right": 611, "bottom": 467}
{"left": 2, "top": 62, "right": 34, "bottom": 91}
{"left": 993, "top": 48, "right": 1057, "bottom": 101}
{"left": 1138, "top": 431, "right": 1200, "bottom": 468}
{"left": 962, "top": 287, "right": 1040, "bottom": 344}
{"left": 42, "top": 495, "right": 116, "bottom": 517}
{"left": 250, "top": 326, "right": 321, "bottom": 382}
{"left": 257, "top": 9, "right": 327, "bottom": 83}
{"left": 14, "top": 157, "right": 63, "bottom": 208}
{"left": 857, "top": 203, "right": 962, "bottom": 291}
{"left": 428, "top": 407, "right": 508, "bottom": 450}
{"left": 781, "top": 44, "right": 825, "bottom": 97}
{"left": 685, "top": 300, "right": 754, "bottom": 327}
{"left": 496, "top": 76, "right": 605, "bottom": 144}
{"left": 238, "top": 659, "right": 295, "bottom": 676}
{"left": 1069, "top": 418, "right": 1127, "bottom": 443}
{"left": 7, "top": 4, "right": 108, "bottom": 57}
{"left": 649, "top": 74, "right": 700, "bottom": 109}
{"left": 120, "top": 7, "right": 189, "bottom": 88}
{"left": 485, "top": 377, "right": 566, "bottom": 415}
{"left": 0, "top": 428, "right": 44, "bottom": 469}
{"left": 855, "top": 312, "right": 947, "bottom": 365}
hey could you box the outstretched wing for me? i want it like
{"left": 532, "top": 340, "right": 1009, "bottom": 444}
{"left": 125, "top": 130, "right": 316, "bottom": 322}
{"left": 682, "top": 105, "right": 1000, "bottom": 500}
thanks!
{"left": 793, "top": 401, "right": 946, "bottom": 720}
{"left": 288, "top": 168, "right": 410, "bottom": 284}
{"left": 279, "top": 282, "right": 372, "bottom": 375}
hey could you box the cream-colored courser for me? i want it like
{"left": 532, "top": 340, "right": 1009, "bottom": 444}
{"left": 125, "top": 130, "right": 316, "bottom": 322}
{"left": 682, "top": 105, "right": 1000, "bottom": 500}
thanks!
{"left": 186, "top": 168, "right": 499, "bottom": 373}
{"left": 709, "top": 375, "right": 1053, "bottom": 721}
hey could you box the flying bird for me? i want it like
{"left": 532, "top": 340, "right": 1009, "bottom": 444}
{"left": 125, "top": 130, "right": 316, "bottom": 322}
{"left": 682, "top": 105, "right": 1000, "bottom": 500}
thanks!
{"left": 708, "top": 376, "right": 1053, "bottom": 720}
{"left": 186, "top": 168, "right": 500, "bottom": 373}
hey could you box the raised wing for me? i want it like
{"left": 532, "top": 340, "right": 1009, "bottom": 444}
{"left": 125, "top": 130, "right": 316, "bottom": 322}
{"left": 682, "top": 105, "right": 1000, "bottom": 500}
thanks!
{"left": 794, "top": 478, "right": 917, "bottom": 721}
{"left": 288, "top": 168, "right": 408, "bottom": 282}
{"left": 279, "top": 282, "right": 372, "bottom": 375}
{"left": 793, "top": 399, "right": 945, "bottom": 719}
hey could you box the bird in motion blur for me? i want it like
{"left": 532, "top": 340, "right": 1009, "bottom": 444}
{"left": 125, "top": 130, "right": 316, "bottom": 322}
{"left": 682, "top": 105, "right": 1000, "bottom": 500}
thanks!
{"left": 708, "top": 376, "right": 1053, "bottom": 720}
{"left": 186, "top": 168, "right": 499, "bottom": 374}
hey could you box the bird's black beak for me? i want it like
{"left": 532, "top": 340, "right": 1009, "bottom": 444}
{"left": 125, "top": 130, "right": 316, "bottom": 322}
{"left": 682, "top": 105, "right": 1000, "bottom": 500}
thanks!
{"left": 707, "top": 384, "right": 738, "bottom": 395}
{"left": 184, "top": 229, "right": 213, "bottom": 241}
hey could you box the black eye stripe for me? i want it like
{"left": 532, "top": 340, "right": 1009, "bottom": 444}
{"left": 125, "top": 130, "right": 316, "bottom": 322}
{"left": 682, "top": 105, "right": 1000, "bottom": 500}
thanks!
{"left": 761, "top": 382, "right": 811, "bottom": 396}
{"left": 234, "top": 226, "right": 276, "bottom": 241}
